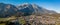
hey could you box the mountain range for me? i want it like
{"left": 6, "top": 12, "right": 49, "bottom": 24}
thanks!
{"left": 17, "top": 3, "right": 57, "bottom": 16}
{"left": 0, "top": 3, "right": 57, "bottom": 18}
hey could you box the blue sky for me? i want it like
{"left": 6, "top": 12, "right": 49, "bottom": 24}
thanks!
{"left": 0, "top": 0, "right": 60, "bottom": 13}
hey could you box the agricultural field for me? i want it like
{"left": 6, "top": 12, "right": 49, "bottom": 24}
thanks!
{"left": 0, "top": 17, "right": 26, "bottom": 25}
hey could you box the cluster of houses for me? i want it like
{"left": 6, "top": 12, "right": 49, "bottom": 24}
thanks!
{"left": 29, "top": 15, "right": 56, "bottom": 25}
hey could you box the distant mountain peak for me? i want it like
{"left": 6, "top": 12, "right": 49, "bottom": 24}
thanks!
{"left": 23, "top": 3, "right": 29, "bottom": 4}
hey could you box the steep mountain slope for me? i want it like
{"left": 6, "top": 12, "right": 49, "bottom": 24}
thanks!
{"left": 17, "top": 3, "right": 57, "bottom": 15}
{"left": 17, "top": 3, "right": 34, "bottom": 16}
{"left": 0, "top": 3, "right": 17, "bottom": 17}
